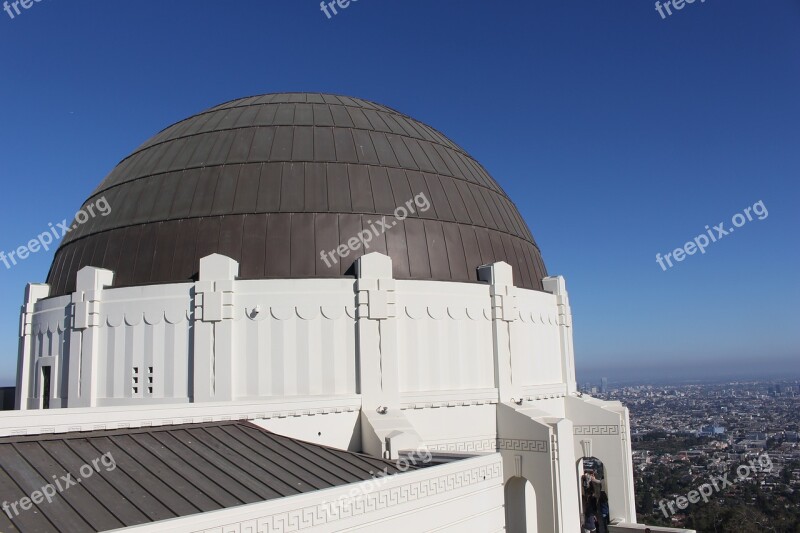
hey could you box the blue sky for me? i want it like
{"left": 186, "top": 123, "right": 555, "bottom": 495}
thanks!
{"left": 0, "top": 0, "right": 797, "bottom": 385}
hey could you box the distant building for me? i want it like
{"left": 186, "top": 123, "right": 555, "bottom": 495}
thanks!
{"left": 700, "top": 425, "right": 726, "bottom": 436}
{"left": 601, "top": 377, "right": 609, "bottom": 393}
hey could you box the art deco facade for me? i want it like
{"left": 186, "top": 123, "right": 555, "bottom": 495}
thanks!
{"left": 2, "top": 93, "right": 690, "bottom": 533}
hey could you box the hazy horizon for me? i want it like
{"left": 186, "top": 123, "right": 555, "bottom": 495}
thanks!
{"left": 2, "top": 355, "right": 798, "bottom": 389}
{"left": 576, "top": 354, "right": 800, "bottom": 386}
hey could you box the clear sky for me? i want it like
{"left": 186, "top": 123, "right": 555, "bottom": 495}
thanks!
{"left": 0, "top": 0, "right": 797, "bottom": 385}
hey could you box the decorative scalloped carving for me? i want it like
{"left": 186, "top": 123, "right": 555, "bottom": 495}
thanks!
{"left": 404, "top": 305, "right": 426, "bottom": 320}
{"left": 484, "top": 307, "right": 493, "bottom": 320}
{"left": 244, "top": 306, "right": 269, "bottom": 322}
{"left": 164, "top": 308, "right": 189, "bottom": 324}
{"left": 144, "top": 310, "right": 163, "bottom": 325}
{"left": 296, "top": 305, "right": 319, "bottom": 321}
{"left": 345, "top": 305, "right": 356, "bottom": 319}
{"left": 465, "top": 306, "right": 483, "bottom": 321}
{"left": 124, "top": 312, "right": 143, "bottom": 326}
{"left": 427, "top": 306, "right": 445, "bottom": 320}
{"left": 106, "top": 312, "right": 124, "bottom": 327}
{"left": 447, "top": 306, "right": 467, "bottom": 320}
{"left": 270, "top": 306, "right": 293, "bottom": 321}
{"left": 321, "top": 305, "right": 344, "bottom": 320}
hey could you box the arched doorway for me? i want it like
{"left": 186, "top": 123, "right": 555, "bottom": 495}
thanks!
{"left": 505, "top": 476, "right": 538, "bottom": 533}
{"left": 577, "top": 457, "right": 609, "bottom": 533}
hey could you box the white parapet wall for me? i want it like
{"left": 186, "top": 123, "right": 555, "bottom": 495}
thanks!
{"left": 0, "top": 395, "right": 362, "bottom": 438}
{"left": 232, "top": 279, "right": 359, "bottom": 399}
{"left": 512, "top": 287, "right": 565, "bottom": 387}
{"left": 109, "top": 453, "right": 506, "bottom": 533}
{"left": 18, "top": 257, "right": 571, "bottom": 412}
{"left": 395, "top": 279, "right": 495, "bottom": 392}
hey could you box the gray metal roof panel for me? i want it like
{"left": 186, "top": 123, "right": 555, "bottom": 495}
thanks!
{"left": 0, "top": 421, "right": 407, "bottom": 533}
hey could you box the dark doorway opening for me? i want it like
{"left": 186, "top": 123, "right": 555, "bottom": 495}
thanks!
{"left": 41, "top": 367, "right": 51, "bottom": 409}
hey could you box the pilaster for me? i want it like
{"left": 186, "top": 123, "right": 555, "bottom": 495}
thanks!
{"left": 16, "top": 283, "right": 50, "bottom": 409}
{"left": 356, "top": 253, "right": 421, "bottom": 459}
{"left": 193, "top": 254, "right": 238, "bottom": 402}
{"left": 544, "top": 276, "right": 577, "bottom": 394}
{"left": 68, "top": 267, "right": 114, "bottom": 408}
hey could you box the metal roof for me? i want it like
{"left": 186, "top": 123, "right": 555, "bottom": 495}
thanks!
{"left": 0, "top": 421, "right": 407, "bottom": 533}
{"left": 47, "top": 93, "right": 547, "bottom": 296}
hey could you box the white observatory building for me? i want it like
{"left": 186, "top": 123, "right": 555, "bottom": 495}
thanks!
{"left": 1, "top": 93, "right": 690, "bottom": 533}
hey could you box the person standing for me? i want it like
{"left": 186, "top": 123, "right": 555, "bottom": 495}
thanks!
{"left": 583, "top": 512, "right": 598, "bottom": 533}
{"left": 598, "top": 491, "right": 610, "bottom": 533}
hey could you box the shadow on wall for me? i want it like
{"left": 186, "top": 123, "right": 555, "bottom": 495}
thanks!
{"left": 0, "top": 388, "right": 15, "bottom": 410}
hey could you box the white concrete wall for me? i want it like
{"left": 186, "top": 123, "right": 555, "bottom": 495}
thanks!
{"left": 111, "top": 453, "right": 505, "bottom": 533}
{"left": 512, "top": 288, "right": 563, "bottom": 387}
{"left": 395, "top": 280, "right": 495, "bottom": 392}
{"left": 96, "top": 284, "right": 193, "bottom": 405}
{"left": 405, "top": 403, "right": 498, "bottom": 454}
{"left": 24, "top": 284, "right": 194, "bottom": 408}
{"left": 232, "top": 279, "right": 358, "bottom": 398}
{"left": 26, "top": 293, "right": 71, "bottom": 409}
{"left": 250, "top": 410, "right": 361, "bottom": 452}
{"left": 0, "top": 395, "right": 361, "bottom": 438}
{"left": 566, "top": 394, "right": 638, "bottom": 524}
{"left": 20, "top": 271, "right": 569, "bottom": 410}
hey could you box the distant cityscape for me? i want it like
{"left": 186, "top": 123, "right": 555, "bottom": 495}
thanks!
{"left": 584, "top": 379, "right": 800, "bottom": 531}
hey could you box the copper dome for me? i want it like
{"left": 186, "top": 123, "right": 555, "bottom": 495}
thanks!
{"left": 47, "top": 93, "right": 547, "bottom": 295}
